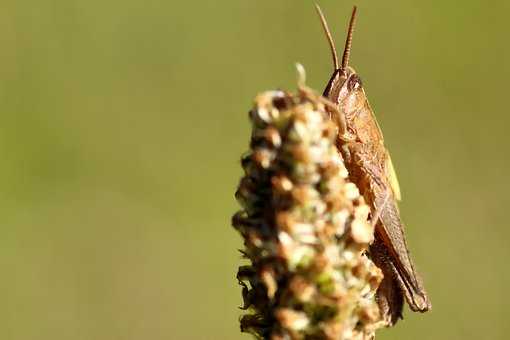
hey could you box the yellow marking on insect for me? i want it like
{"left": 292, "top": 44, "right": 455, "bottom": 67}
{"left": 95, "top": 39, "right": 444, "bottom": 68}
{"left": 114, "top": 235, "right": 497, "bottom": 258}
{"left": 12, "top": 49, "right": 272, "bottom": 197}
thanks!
{"left": 387, "top": 154, "right": 401, "bottom": 201}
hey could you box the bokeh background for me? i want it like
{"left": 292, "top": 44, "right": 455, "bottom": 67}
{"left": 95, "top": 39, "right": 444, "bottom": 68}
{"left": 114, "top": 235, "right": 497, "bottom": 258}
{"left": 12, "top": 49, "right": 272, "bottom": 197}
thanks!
{"left": 1, "top": 0, "right": 509, "bottom": 339}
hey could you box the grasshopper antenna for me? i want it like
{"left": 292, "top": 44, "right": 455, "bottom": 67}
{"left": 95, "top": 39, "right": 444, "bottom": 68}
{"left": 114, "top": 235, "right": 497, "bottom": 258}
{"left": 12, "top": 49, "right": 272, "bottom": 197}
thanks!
{"left": 341, "top": 6, "right": 357, "bottom": 70}
{"left": 314, "top": 4, "right": 339, "bottom": 70}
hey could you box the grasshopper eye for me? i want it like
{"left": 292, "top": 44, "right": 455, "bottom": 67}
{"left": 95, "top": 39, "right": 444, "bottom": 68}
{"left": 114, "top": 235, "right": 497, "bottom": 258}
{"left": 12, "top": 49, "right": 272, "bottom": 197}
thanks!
{"left": 347, "top": 74, "right": 363, "bottom": 91}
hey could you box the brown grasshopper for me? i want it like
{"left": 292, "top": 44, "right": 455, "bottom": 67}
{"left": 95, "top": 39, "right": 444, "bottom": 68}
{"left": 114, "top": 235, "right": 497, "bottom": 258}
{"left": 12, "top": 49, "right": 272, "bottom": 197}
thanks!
{"left": 314, "top": 5, "right": 431, "bottom": 325}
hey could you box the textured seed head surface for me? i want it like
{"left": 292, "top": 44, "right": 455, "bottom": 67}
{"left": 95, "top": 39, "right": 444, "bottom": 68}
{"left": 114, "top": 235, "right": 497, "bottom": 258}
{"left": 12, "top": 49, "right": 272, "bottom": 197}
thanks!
{"left": 233, "top": 88, "right": 384, "bottom": 340}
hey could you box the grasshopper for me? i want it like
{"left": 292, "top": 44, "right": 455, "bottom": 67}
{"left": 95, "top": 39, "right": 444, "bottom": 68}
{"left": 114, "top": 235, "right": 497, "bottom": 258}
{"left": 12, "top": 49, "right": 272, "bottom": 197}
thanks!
{"left": 314, "top": 5, "right": 431, "bottom": 325}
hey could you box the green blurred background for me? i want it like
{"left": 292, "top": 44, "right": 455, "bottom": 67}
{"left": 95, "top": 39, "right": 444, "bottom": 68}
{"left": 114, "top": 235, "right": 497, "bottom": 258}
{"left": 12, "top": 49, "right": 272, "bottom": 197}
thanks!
{"left": 0, "top": 0, "right": 508, "bottom": 339}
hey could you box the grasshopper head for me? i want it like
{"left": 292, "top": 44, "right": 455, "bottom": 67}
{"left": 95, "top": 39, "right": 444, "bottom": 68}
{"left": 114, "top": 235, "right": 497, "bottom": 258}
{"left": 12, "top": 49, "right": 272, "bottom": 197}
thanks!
{"left": 316, "top": 6, "right": 365, "bottom": 116}
{"left": 315, "top": 4, "right": 361, "bottom": 101}
{"left": 323, "top": 66, "right": 363, "bottom": 102}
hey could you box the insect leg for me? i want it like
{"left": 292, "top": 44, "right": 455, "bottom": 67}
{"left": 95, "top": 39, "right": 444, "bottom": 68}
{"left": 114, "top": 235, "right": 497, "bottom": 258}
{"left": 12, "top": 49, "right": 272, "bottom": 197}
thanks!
{"left": 369, "top": 238, "right": 404, "bottom": 325}
{"left": 375, "top": 199, "right": 432, "bottom": 313}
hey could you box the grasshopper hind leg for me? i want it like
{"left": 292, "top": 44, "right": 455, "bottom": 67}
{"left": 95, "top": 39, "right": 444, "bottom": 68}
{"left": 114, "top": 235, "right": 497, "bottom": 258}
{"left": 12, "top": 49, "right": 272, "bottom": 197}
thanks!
{"left": 369, "top": 237, "right": 404, "bottom": 325}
